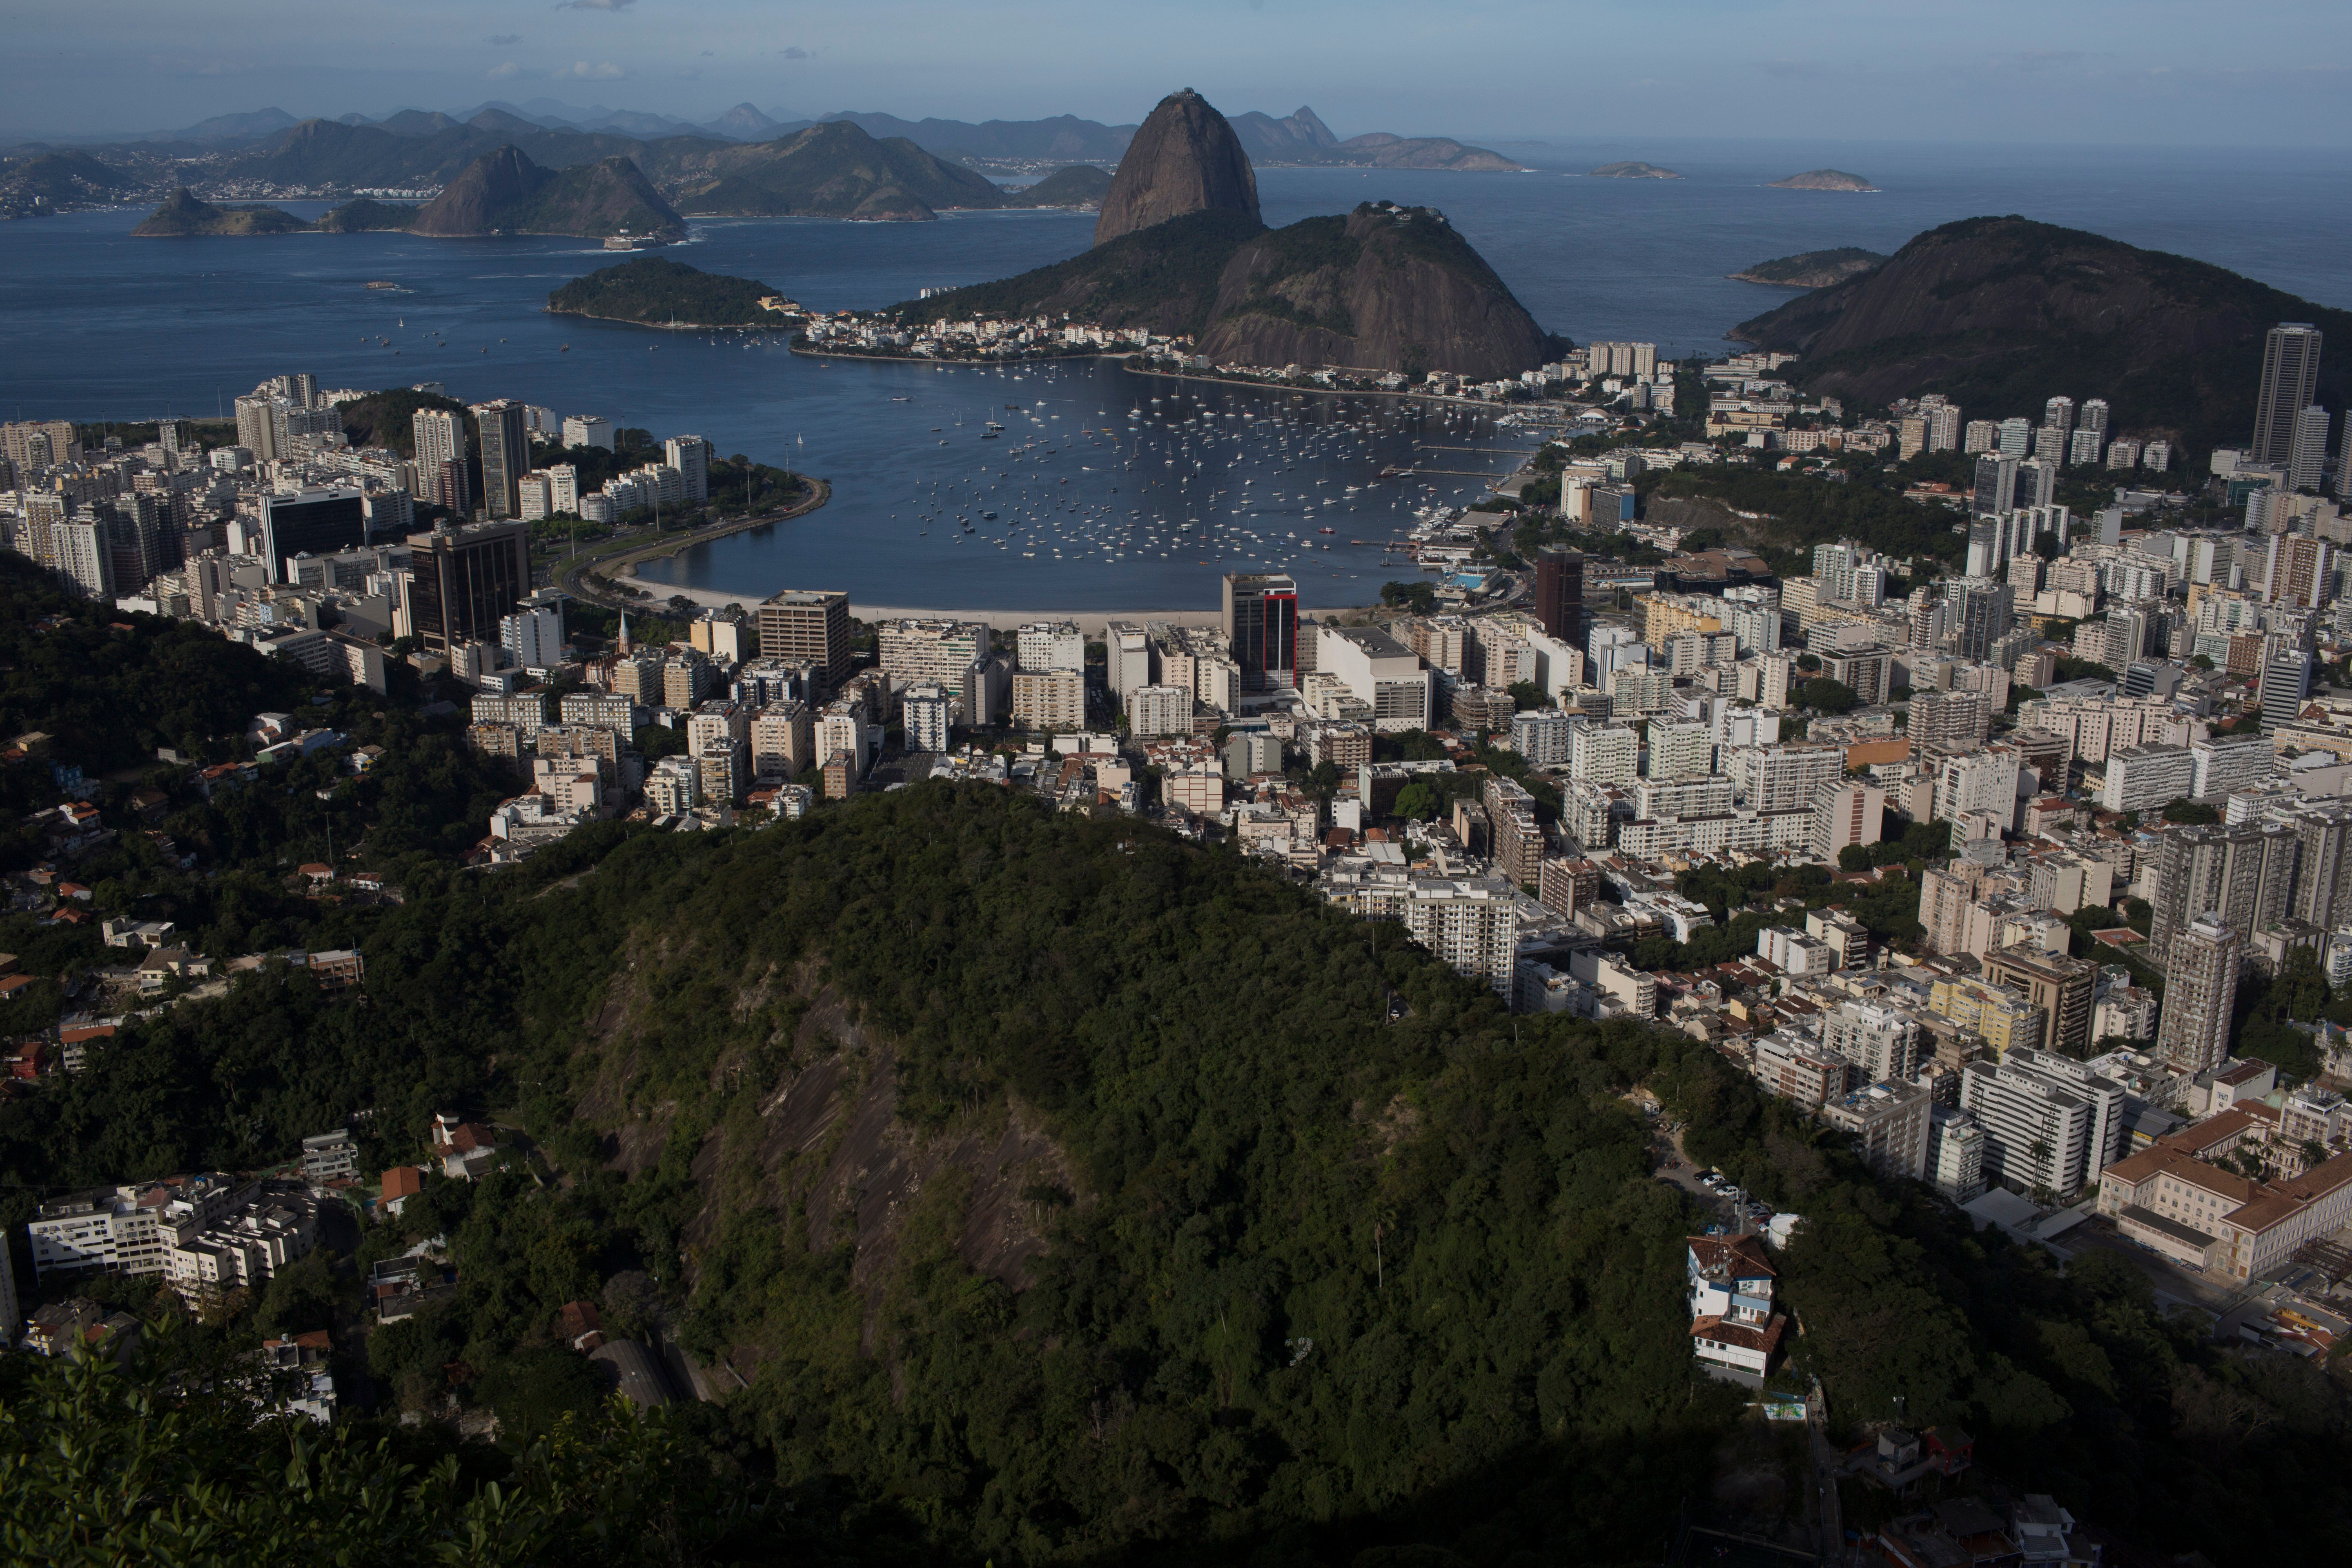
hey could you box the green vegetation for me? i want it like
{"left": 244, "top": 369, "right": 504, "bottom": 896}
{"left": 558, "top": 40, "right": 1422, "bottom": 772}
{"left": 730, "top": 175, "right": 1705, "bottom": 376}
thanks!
{"left": 0, "top": 1335, "right": 770, "bottom": 1566}
{"left": 131, "top": 188, "right": 311, "bottom": 237}
{"left": 1644, "top": 462, "right": 1967, "bottom": 574}
{"left": 1727, "top": 247, "right": 1886, "bottom": 287}
{"left": 890, "top": 209, "right": 1269, "bottom": 337}
{"left": 336, "top": 385, "right": 474, "bottom": 458}
{"left": 1001, "top": 164, "right": 1114, "bottom": 208}
{"left": 316, "top": 197, "right": 419, "bottom": 232}
{"left": 547, "top": 258, "right": 786, "bottom": 328}
{"left": 2, "top": 552, "right": 2347, "bottom": 1565}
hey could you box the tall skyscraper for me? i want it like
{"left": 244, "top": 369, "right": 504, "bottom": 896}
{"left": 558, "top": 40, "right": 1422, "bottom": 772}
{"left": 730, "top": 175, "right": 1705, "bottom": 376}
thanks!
{"left": 1535, "top": 546, "right": 1584, "bottom": 644}
{"left": 2253, "top": 323, "right": 2323, "bottom": 465}
{"left": 412, "top": 408, "right": 465, "bottom": 507}
{"left": 405, "top": 521, "right": 530, "bottom": 654}
{"left": 2155, "top": 915, "right": 2241, "bottom": 1075}
{"left": 2147, "top": 821, "right": 2298, "bottom": 964}
{"left": 2042, "top": 396, "right": 2075, "bottom": 441}
{"left": 2288, "top": 405, "right": 2332, "bottom": 492}
{"left": 2261, "top": 648, "right": 2314, "bottom": 728}
{"left": 1944, "top": 578, "right": 2013, "bottom": 662}
{"left": 757, "top": 590, "right": 852, "bottom": 686}
{"left": 1924, "top": 400, "right": 1962, "bottom": 452}
{"left": 1996, "top": 417, "right": 2032, "bottom": 459}
{"left": 1971, "top": 454, "right": 2018, "bottom": 517}
{"left": 2078, "top": 398, "right": 2109, "bottom": 439}
{"left": 1223, "top": 572, "right": 1299, "bottom": 690}
{"left": 470, "top": 399, "right": 529, "bottom": 520}
{"left": 665, "top": 435, "right": 711, "bottom": 504}
{"left": 234, "top": 396, "right": 281, "bottom": 463}
{"left": 256, "top": 486, "right": 368, "bottom": 580}
{"left": 2015, "top": 458, "right": 2058, "bottom": 511}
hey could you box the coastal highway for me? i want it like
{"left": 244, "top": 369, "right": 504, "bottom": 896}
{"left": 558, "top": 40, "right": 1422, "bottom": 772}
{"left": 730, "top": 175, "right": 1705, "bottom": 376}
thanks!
{"left": 552, "top": 479, "right": 831, "bottom": 613}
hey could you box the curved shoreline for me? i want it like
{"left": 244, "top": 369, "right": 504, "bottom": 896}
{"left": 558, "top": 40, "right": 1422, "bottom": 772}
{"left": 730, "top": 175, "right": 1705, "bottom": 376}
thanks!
{"left": 558, "top": 478, "right": 831, "bottom": 611}
{"left": 546, "top": 306, "right": 798, "bottom": 332}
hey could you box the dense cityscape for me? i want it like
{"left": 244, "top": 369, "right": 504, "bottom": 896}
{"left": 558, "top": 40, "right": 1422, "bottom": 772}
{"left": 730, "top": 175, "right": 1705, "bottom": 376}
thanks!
{"left": 4, "top": 28, "right": 2352, "bottom": 1568}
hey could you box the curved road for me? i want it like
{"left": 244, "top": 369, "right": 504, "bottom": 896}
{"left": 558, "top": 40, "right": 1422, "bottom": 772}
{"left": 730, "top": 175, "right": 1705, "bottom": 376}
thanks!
{"left": 552, "top": 478, "right": 832, "bottom": 613}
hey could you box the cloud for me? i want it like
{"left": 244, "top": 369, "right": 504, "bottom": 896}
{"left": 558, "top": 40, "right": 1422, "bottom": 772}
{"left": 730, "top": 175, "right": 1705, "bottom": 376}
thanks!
{"left": 557, "top": 59, "right": 626, "bottom": 79}
{"left": 557, "top": 0, "right": 635, "bottom": 10}
{"left": 486, "top": 33, "right": 521, "bottom": 45}
{"left": 487, "top": 61, "right": 523, "bottom": 80}
{"left": 780, "top": 45, "right": 810, "bottom": 60}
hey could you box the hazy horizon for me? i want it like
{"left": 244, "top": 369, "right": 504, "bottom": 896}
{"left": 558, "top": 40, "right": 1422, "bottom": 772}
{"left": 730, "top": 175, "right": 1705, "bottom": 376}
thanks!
{"left": 9, "top": 0, "right": 2351, "bottom": 149}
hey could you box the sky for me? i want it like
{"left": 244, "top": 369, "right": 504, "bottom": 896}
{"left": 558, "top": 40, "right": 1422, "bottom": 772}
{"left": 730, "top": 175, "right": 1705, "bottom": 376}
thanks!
{"left": 8, "top": 0, "right": 2352, "bottom": 147}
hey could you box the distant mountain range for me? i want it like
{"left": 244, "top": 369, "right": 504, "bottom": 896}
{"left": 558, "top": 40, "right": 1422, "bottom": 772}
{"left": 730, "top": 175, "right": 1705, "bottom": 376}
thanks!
{"left": 7, "top": 99, "right": 1518, "bottom": 172}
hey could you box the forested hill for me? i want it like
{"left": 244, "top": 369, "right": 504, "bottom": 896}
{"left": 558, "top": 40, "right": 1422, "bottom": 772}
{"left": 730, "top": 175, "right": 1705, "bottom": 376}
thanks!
{"left": 6, "top": 759, "right": 2345, "bottom": 1563}
{"left": 1729, "top": 215, "right": 2352, "bottom": 461}
{"left": 547, "top": 256, "right": 784, "bottom": 327}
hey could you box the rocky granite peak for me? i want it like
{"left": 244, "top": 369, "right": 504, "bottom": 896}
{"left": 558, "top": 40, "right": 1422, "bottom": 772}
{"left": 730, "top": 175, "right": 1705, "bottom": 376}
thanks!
{"left": 1093, "top": 88, "right": 1260, "bottom": 246}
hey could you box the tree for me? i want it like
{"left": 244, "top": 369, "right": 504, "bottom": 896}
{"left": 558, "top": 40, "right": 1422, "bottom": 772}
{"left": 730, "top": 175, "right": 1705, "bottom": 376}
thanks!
{"left": 1802, "top": 677, "right": 1860, "bottom": 713}
{"left": 2163, "top": 798, "right": 2220, "bottom": 825}
{"left": 1393, "top": 781, "right": 1439, "bottom": 820}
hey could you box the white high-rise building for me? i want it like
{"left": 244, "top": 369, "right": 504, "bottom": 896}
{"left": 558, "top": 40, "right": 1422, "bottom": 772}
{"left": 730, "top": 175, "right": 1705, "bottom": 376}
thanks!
{"left": 902, "top": 681, "right": 953, "bottom": 752}
{"left": 1402, "top": 875, "right": 1520, "bottom": 1000}
{"left": 55, "top": 517, "right": 114, "bottom": 599}
{"left": 499, "top": 606, "right": 563, "bottom": 670}
{"left": 1315, "top": 625, "right": 1431, "bottom": 733}
{"left": 1129, "top": 683, "right": 1194, "bottom": 739}
{"left": 1645, "top": 719, "right": 1713, "bottom": 781}
{"left": 2288, "top": 406, "right": 2332, "bottom": 494}
{"left": 1927, "top": 1105, "right": 1987, "bottom": 1202}
{"left": 2155, "top": 915, "right": 2240, "bottom": 1075}
{"left": 561, "top": 415, "right": 613, "bottom": 451}
{"left": 1959, "top": 1047, "right": 2127, "bottom": 1201}
{"left": 1016, "top": 621, "right": 1086, "bottom": 673}
{"left": 664, "top": 435, "right": 711, "bottom": 503}
{"left": 412, "top": 408, "right": 463, "bottom": 484}
{"left": 1569, "top": 719, "right": 1639, "bottom": 788}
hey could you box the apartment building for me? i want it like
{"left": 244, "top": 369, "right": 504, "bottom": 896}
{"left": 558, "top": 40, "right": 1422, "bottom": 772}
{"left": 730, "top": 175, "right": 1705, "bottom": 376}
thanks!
{"left": 1401, "top": 876, "right": 1520, "bottom": 999}
{"left": 1959, "top": 1047, "right": 2127, "bottom": 1200}
{"left": 1822, "top": 1079, "right": 1932, "bottom": 1180}
{"left": 1013, "top": 668, "right": 1087, "bottom": 732}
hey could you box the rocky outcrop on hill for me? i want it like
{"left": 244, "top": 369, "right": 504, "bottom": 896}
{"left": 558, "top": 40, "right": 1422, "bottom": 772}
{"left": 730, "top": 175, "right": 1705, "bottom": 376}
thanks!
{"left": 408, "top": 146, "right": 684, "bottom": 238}
{"left": 131, "top": 188, "right": 310, "bottom": 236}
{"left": 1729, "top": 215, "right": 2352, "bottom": 456}
{"left": 1198, "top": 201, "right": 1549, "bottom": 379}
{"left": 1094, "top": 89, "right": 1260, "bottom": 245}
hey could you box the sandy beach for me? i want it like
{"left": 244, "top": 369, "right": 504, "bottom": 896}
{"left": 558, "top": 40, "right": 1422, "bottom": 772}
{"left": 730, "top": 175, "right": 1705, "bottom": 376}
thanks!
{"left": 607, "top": 570, "right": 1375, "bottom": 628}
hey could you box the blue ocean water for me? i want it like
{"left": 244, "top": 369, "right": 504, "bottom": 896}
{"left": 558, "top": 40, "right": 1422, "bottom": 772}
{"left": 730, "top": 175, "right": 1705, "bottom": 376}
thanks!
{"left": 1, "top": 139, "right": 2346, "bottom": 610}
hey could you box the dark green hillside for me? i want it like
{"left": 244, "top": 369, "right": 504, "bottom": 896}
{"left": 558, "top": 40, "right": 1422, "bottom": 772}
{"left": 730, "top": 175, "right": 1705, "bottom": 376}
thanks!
{"left": 1731, "top": 215, "right": 2352, "bottom": 462}
{"left": 890, "top": 208, "right": 1267, "bottom": 336}
{"left": 131, "top": 188, "right": 310, "bottom": 236}
{"left": 315, "top": 196, "right": 418, "bottom": 232}
{"left": 1000, "top": 162, "right": 1114, "bottom": 208}
{"left": 548, "top": 257, "right": 784, "bottom": 327}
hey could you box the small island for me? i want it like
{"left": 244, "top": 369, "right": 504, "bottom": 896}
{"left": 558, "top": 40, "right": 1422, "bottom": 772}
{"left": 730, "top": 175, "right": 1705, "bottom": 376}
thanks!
{"left": 1767, "top": 169, "right": 1877, "bottom": 192}
{"left": 1728, "top": 247, "right": 1887, "bottom": 287}
{"left": 316, "top": 198, "right": 420, "bottom": 233}
{"left": 547, "top": 256, "right": 791, "bottom": 328}
{"left": 131, "top": 188, "right": 312, "bottom": 237}
{"left": 1588, "top": 161, "right": 1682, "bottom": 180}
{"left": 999, "top": 164, "right": 1114, "bottom": 209}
